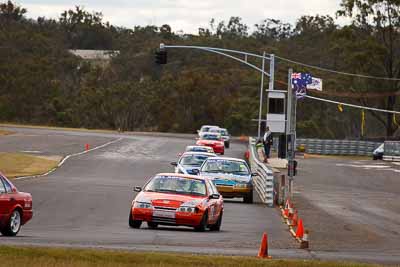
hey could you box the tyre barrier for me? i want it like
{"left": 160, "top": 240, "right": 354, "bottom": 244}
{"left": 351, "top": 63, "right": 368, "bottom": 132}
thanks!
{"left": 248, "top": 138, "right": 274, "bottom": 207}
{"left": 281, "top": 199, "right": 309, "bottom": 249}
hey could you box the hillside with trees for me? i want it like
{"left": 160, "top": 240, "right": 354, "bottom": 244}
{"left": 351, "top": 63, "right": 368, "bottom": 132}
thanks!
{"left": 0, "top": 0, "right": 399, "bottom": 139}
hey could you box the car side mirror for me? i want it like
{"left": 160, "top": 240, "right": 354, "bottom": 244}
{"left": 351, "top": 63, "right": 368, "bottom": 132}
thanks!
{"left": 251, "top": 172, "right": 259, "bottom": 177}
{"left": 209, "top": 193, "right": 220, "bottom": 199}
{"left": 191, "top": 169, "right": 200, "bottom": 175}
{"left": 12, "top": 188, "right": 17, "bottom": 193}
{"left": 133, "top": 186, "right": 142, "bottom": 192}
{"left": 170, "top": 162, "right": 178, "bottom": 166}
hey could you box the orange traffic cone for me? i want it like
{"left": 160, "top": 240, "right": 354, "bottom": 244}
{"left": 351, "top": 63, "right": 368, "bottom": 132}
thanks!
{"left": 296, "top": 219, "right": 304, "bottom": 239}
{"left": 244, "top": 150, "right": 250, "bottom": 160}
{"left": 291, "top": 211, "right": 298, "bottom": 227}
{"left": 285, "top": 199, "right": 291, "bottom": 209}
{"left": 283, "top": 208, "right": 289, "bottom": 218}
{"left": 257, "top": 232, "right": 272, "bottom": 258}
{"left": 282, "top": 200, "right": 290, "bottom": 218}
{"left": 288, "top": 206, "right": 294, "bottom": 220}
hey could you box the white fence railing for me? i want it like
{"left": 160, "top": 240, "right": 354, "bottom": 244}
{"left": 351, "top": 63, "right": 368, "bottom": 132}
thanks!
{"left": 248, "top": 137, "right": 274, "bottom": 207}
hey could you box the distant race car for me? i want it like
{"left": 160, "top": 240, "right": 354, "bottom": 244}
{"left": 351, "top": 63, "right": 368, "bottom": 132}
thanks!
{"left": 185, "top": 145, "right": 215, "bottom": 154}
{"left": 129, "top": 173, "right": 224, "bottom": 231}
{"left": 209, "top": 127, "right": 231, "bottom": 148}
{"left": 197, "top": 125, "right": 219, "bottom": 137}
{"left": 171, "top": 152, "right": 216, "bottom": 175}
{"left": 196, "top": 132, "right": 225, "bottom": 155}
{"left": 373, "top": 143, "right": 384, "bottom": 160}
{"left": 199, "top": 157, "right": 254, "bottom": 203}
{"left": 0, "top": 173, "right": 33, "bottom": 236}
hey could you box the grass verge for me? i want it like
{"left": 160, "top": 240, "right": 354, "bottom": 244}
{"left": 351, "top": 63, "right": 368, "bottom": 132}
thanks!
{"left": 0, "top": 246, "right": 385, "bottom": 267}
{"left": 0, "top": 129, "right": 14, "bottom": 136}
{"left": 0, "top": 153, "right": 60, "bottom": 178}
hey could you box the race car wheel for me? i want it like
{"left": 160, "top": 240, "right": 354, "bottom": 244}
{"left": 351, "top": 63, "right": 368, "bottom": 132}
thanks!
{"left": 243, "top": 191, "right": 253, "bottom": 204}
{"left": 209, "top": 211, "right": 223, "bottom": 231}
{"left": 1, "top": 209, "right": 21, "bottom": 236}
{"left": 221, "top": 151, "right": 224, "bottom": 155}
{"left": 195, "top": 211, "right": 208, "bottom": 232}
{"left": 129, "top": 211, "right": 142, "bottom": 229}
{"left": 147, "top": 222, "right": 158, "bottom": 229}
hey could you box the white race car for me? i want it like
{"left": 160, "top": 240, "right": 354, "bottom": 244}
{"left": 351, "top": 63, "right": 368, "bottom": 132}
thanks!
{"left": 171, "top": 152, "right": 216, "bottom": 175}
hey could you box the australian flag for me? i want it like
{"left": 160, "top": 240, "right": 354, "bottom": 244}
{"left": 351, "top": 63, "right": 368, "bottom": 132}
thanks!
{"left": 291, "top": 72, "right": 312, "bottom": 99}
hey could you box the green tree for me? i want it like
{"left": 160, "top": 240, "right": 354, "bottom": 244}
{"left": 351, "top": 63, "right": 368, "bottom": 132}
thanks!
{"left": 337, "top": 0, "right": 400, "bottom": 137}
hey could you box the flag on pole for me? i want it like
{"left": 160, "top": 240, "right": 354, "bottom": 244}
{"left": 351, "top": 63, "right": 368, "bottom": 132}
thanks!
{"left": 307, "top": 78, "right": 323, "bottom": 91}
{"left": 291, "top": 72, "right": 313, "bottom": 99}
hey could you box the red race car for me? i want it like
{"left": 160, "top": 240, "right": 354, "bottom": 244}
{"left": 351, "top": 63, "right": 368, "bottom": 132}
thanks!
{"left": 0, "top": 173, "right": 33, "bottom": 236}
{"left": 196, "top": 132, "right": 225, "bottom": 155}
{"left": 129, "top": 173, "right": 223, "bottom": 231}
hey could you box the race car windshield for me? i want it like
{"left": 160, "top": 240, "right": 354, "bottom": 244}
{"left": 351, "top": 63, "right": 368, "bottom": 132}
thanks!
{"left": 187, "top": 147, "right": 207, "bottom": 152}
{"left": 145, "top": 176, "right": 207, "bottom": 196}
{"left": 220, "top": 130, "right": 228, "bottom": 135}
{"left": 202, "top": 134, "right": 219, "bottom": 140}
{"left": 201, "top": 127, "right": 212, "bottom": 132}
{"left": 201, "top": 160, "right": 250, "bottom": 175}
{"left": 180, "top": 155, "right": 210, "bottom": 166}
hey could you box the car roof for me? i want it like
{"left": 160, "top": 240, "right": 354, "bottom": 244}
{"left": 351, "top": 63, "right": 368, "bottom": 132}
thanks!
{"left": 204, "top": 156, "right": 247, "bottom": 163}
{"left": 187, "top": 145, "right": 211, "bottom": 148}
{"left": 156, "top": 173, "right": 208, "bottom": 181}
{"left": 181, "top": 152, "right": 216, "bottom": 157}
{"left": 201, "top": 125, "right": 219, "bottom": 129}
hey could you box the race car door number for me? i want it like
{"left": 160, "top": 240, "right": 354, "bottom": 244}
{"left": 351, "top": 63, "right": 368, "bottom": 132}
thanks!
{"left": 153, "top": 210, "right": 176, "bottom": 218}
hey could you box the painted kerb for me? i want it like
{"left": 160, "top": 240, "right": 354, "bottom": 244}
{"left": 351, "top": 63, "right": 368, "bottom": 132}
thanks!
{"left": 248, "top": 137, "right": 274, "bottom": 207}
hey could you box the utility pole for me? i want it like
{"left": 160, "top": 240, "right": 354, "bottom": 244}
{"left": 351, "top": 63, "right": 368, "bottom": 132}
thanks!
{"left": 287, "top": 68, "right": 296, "bottom": 198}
{"left": 257, "top": 52, "right": 266, "bottom": 139}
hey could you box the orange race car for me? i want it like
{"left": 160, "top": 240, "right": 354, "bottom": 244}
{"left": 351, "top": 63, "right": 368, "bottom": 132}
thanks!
{"left": 129, "top": 173, "right": 223, "bottom": 231}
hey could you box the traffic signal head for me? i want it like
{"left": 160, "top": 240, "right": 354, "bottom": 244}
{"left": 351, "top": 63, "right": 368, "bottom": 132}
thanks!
{"left": 155, "top": 50, "right": 167, "bottom": 64}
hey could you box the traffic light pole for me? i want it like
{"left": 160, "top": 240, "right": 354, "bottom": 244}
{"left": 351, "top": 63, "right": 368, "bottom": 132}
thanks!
{"left": 160, "top": 44, "right": 275, "bottom": 139}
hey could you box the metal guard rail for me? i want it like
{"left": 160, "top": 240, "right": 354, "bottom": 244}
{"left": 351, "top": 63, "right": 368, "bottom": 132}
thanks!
{"left": 249, "top": 137, "right": 274, "bottom": 207}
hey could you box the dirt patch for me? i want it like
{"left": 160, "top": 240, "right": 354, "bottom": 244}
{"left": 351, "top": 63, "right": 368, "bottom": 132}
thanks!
{"left": 0, "top": 129, "right": 14, "bottom": 136}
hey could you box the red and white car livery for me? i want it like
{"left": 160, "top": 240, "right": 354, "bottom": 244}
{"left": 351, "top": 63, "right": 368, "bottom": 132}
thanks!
{"left": 129, "top": 173, "right": 224, "bottom": 231}
{"left": 0, "top": 173, "right": 33, "bottom": 236}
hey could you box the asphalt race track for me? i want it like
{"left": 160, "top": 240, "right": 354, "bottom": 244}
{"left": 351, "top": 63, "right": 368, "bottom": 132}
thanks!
{"left": 0, "top": 127, "right": 297, "bottom": 256}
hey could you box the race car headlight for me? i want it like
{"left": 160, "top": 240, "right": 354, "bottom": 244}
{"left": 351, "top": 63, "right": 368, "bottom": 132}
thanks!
{"left": 177, "top": 206, "right": 197, "bottom": 213}
{"left": 134, "top": 201, "right": 153, "bottom": 209}
{"left": 234, "top": 183, "right": 250, "bottom": 188}
{"left": 177, "top": 200, "right": 201, "bottom": 213}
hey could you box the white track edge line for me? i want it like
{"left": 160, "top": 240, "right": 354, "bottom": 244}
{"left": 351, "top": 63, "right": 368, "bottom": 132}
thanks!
{"left": 14, "top": 138, "right": 123, "bottom": 180}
